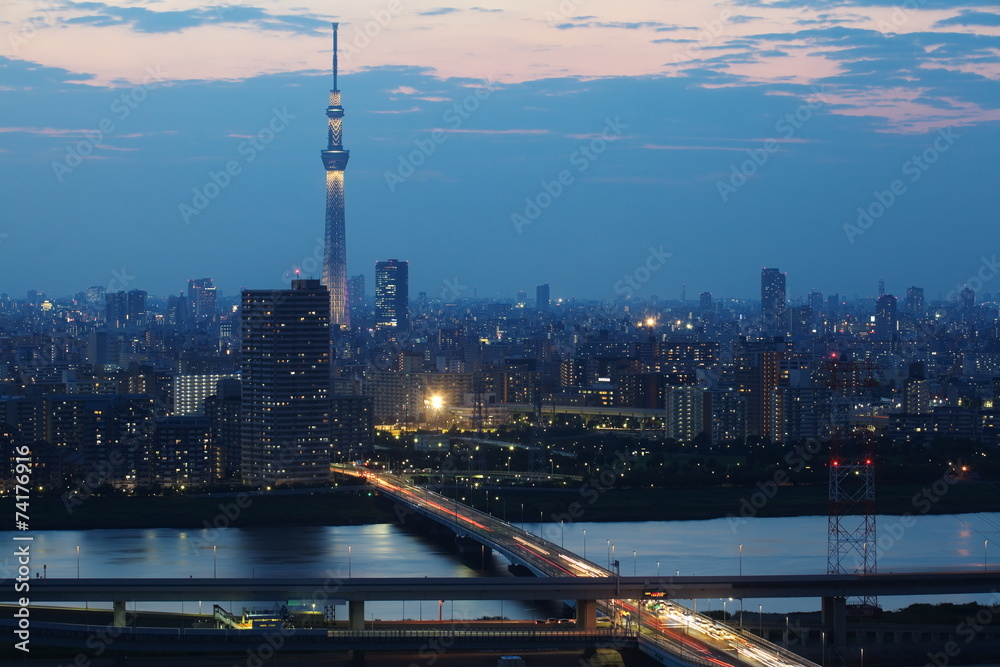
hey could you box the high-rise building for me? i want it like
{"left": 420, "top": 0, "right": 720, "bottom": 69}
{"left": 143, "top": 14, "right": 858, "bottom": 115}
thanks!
{"left": 205, "top": 378, "right": 241, "bottom": 482}
{"left": 375, "top": 259, "right": 409, "bottom": 330}
{"left": 906, "top": 286, "right": 925, "bottom": 316}
{"left": 735, "top": 337, "right": 790, "bottom": 438}
{"left": 808, "top": 291, "right": 823, "bottom": 315}
{"left": 960, "top": 287, "right": 975, "bottom": 310}
{"left": 875, "top": 294, "right": 898, "bottom": 339}
{"left": 699, "top": 291, "right": 712, "bottom": 313}
{"left": 86, "top": 286, "right": 105, "bottom": 307}
{"left": 241, "top": 279, "right": 331, "bottom": 486}
{"left": 665, "top": 386, "right": 704, "bottom": 442}
{"left": 536, "top": 284, "right": 550, "bottom": 311}
{"left": 321, "top": 23, "right": 351, "bottom": 331}
{"left": 126, "top": 289, "right": 146, "bottom": 324}
{"left": 188, "top": 278, "right": 217, "bottom": 323}
{"left": 105, "top": 291, "right": 127, "bottom": 328}
{"left": 348, "top": 274, "right": 365, "bottom": 306}
{"left": 760, "top": 268, "right": 786, "bottom": 327}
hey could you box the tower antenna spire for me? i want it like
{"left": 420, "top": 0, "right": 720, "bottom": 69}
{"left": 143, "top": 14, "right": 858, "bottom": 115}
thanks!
{"left": 331, "top": 22, "right": 339, "bottom": 91}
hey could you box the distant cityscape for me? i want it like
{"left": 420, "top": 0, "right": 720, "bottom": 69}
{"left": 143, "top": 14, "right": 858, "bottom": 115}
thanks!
{"left": 2, "top": 262, "right": 1000, "bottom": 495}
{"left": 2, "top": 24, "right": 998, "bottom": 503}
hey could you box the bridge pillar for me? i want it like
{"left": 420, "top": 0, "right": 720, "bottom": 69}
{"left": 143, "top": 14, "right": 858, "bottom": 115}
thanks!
{"left": 821, "top": 596, "right": 846, "bottom": 648}
{"left": 576, "top": 599, "right": 597, "bottom": 630}
{"left": 349, "top": 600, "right": 365, "bottom": 631}
{"left": 113, "top": 600, "right": 127, "bottom": 627}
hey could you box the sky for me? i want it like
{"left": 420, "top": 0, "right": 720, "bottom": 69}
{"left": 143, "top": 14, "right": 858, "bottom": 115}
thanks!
{"left": 1, "top": 0, "right": 999, "bottom": 303}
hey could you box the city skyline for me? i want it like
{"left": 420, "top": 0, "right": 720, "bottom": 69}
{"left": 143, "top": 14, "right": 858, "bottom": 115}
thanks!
{"left": 2, "top": 1, "right": 999, "bottom": 301}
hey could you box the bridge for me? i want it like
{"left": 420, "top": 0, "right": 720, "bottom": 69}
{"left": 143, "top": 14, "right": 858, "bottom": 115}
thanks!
{"left": 339, "top": 466, "right": 1000, "bottom": 666}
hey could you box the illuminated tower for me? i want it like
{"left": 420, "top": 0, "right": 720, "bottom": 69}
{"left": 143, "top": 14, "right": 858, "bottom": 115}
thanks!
{"left": 321, "top": 22, "right": 351, "bottom": 331}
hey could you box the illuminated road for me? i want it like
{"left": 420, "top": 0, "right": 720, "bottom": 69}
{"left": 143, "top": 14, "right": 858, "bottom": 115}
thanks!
{"left": 339, "top": 465, "right": 821, "bottom": 667}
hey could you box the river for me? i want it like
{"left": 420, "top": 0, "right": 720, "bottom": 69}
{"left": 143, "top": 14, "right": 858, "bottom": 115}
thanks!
{"left": 6, "top": 512, "right": 1000, "bottom": 619}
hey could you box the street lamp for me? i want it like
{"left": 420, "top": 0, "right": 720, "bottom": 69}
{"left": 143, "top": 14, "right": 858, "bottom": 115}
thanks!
{"left": 607, "top": 540, "right": 611, "bottom": 569}
{"left": 739, "top": 543, "right": 743, "bottom": 576}
{"left": 583, "top": 528, "right": 587, "bottom": 559}
{"left": 759, "top": 604, "right": 763, "bottom": 637}
{"left": 985, "top": 539, "right": 989, "bottom": 571}
{"left": 76, "top": 545, "right": 80, "bottom": 579}
{"left": 213, "top": 545, "right": 217, "bottom": 578}
{"left": 657, "top": 560, "right": 660, "bottom": 578}
{"left": 348, "top": 545, "right": 352, "bottom": 577}
{"left": 633, "top": 550, "right": 637, "bottom": 576}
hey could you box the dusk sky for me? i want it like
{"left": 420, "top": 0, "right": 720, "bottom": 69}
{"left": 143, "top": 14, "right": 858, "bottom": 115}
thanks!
{"left": 2, "top": 0, "right": 999, "bottom": 303}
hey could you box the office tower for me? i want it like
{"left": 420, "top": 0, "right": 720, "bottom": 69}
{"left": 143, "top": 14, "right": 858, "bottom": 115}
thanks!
{"left": 960, "top": 287, "right": 975, "bottom": 310}
{"left": 321, "top": 23, "right": 351, "bottom": 330}
{"left": 126, "top": 289, "right": 146, "bottom": 324}
{"left": 86, "top": 286, "right": 105, "bottom": 307}
{"left": 375, "top": 259, "right": 409, "bottom": 330}
{"left": 536, "top": 284, "right": 550, "bottom": 311}
{"left": 188, "top": 278, "right": 217, "bottom": 323}
{"left": 788, "top": 305, "right": 813, "bottom": 339}
{"left": 348, "top": 274, "right": 365, "bottom": 305}
{"left": 241, "top": 279, "right": 331, "bottom": 486}
{"left": 878, "top": 276, "right": 885, "bottom": 296}
{"left": 760, "top": 268, "right": 787, "bottom": 326}
{"left": 105, "top": 291, "right": 127, "bottom": 327}
{"left": 699, "top": 291, "right": 712, "bottom": 313}
{"left": 827, "top": 294, "right": 839, "bottom": 319}
{"left": 906, "top": 286, "right": 925, "bottom": 316}
{"left": 167, "top": 294, "right": 188, "bottom": 328}
{"left": 875, "top": 294, "right": 898, "bottom": 339}
{"left": 808, "top": 290, "right": 823, "bottom": 315}
{"left": 516, "top": 291, "right": 528, "bottom": 308}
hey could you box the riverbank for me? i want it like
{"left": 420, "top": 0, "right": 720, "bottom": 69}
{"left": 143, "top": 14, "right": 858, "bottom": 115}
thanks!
{"left": 5, "top": 478, "right": 998, "bottom": 531}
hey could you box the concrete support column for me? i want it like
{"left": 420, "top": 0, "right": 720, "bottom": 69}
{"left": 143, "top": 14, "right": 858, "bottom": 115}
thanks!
{"left": 113, "top": 600, "right": 127, "bottom": 627}
{"left": 576, "top": 599, "right": 597, "bottom": 630}
{"left": 349, "top": 600, "right": 365, "bottom": 631}
{"left": 821, "top": 596, "right": 846, "bottom": 647}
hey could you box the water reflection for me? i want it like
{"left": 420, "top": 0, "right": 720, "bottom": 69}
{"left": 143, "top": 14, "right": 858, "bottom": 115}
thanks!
{"left": 8, "top": 512, "right": 1000, "bottom": 618}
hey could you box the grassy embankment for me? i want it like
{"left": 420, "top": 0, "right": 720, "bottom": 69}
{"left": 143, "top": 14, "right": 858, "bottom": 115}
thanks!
{"left": 7, "top": 479, "right": 1000, "bottom": 531}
